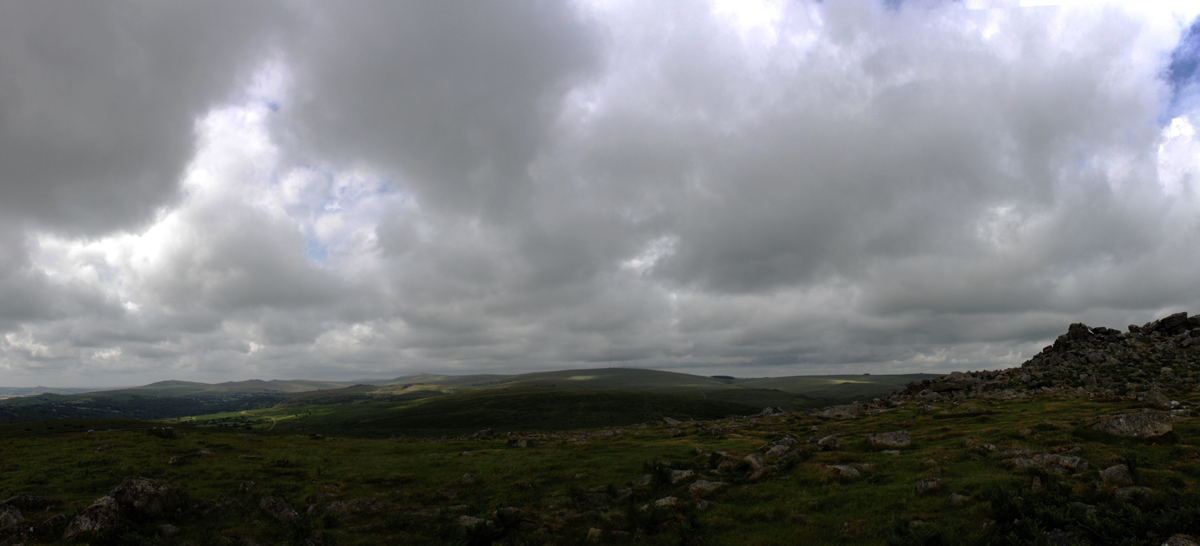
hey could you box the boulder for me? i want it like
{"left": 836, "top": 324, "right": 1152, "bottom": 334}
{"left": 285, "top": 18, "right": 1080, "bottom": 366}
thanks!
{"left": 827, "top": 465, "right": 860, "bottom": 478}
{"left": 456, "top": 515, "right": 487, "bottom": 528}
{"left": 63, "top": 496, "right": 121, "bottom": 541}
{"left": 764, "top": 444, "right": 790, "bottom": 458}
{"left": 1100, "top": 464, "right": 1135, "bottom": 487}
{"left": 259, "top": 496, "right": 299, "bottom": 522}
{"left": 109, "top": 477, "right": 190, "bottom": 520}
{"left": 1162, "top": 537, "right": 1200, "bottom": 546}
{"left": 817, "top": 402, "right": 863, "bottom": 419}
{"left": 810, "top": 434, "right": 840, "bottom": 451}
{"left": 1088, "top": 410, "right": 1173, "bottom": 438}
{"left": 0, "top": 506, "right": 21, "bottom": 530}
{"left": 687, "top": 480, "right": 726, "bottom": 494}
{"left": 1000, "top": 452, "right": 1089, "bottom": 475}
{"left": 668, "top": 469, "right": 694, "bottom": 484}
{"left": 743, "top": 454, "right": 765, "bottom": 471}
{"left": 866, "top": 431, "right": 911, "bottom": 448}
{"left": 915, "top": 478, "right": 942, "bottom": 494}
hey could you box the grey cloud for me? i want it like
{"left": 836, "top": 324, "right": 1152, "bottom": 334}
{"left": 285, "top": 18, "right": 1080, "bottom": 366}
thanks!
{"left": 0, "top": 1, "right": 284, "bottom": 235}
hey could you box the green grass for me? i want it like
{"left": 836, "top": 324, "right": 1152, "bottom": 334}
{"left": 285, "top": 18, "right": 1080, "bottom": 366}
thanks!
{"left": 4, "top": 390, "right": 1199, "bottom": 545}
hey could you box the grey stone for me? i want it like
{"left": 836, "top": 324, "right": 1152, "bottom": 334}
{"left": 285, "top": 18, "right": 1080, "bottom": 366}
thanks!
{"left": 827, "top": 465, "right": 860, "bottom": 478}
{"left": 457, "top": 515, "right": 487, "bottom": 528}
{"left": 866, "top": 431, "right": 911, "bottom": 448}
{"left": 1100, "top": 464, "right": 1135, "bottom": 487}
{"left": 653, "top": 497, "right": 678, "bottom": 508}
{"left": 764, "top": 444, "right": 790, "bottom": 458}
{"left": 916, "top": 478, "right": 942, "bottom": 494}
{"left": 687, "top": 480, "right": 726, "bottom": 494}
{"left": 810, "top": 434, "right": 840, "bottom": 451}
{"left": 1162, "top": 537, "right": 1200, "bottom": 546}
{"left": 0, "top": 505, "right": 21, "bottom": 530}
{"left": 259, "top": 496, "right": 299, "bottom": 522}
{"left": 668, "top": 469, "right": 694, "bottom": 484}
{"left": 1114, "top": 486, "right": 1153, "bottom": 501}
{"left": 109, "top": 476, "right": 190, "bottom": 519}
{"left": 743, "top": 454, "right": 764, "bottom": 471}
{"left": 63, "top": 496, "right": 121, "bottom": 541}
{"left": 1089, "top": 410, "right": 1173, "bottom": 438}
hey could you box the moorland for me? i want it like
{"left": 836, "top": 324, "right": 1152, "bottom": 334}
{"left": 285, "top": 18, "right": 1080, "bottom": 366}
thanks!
{"left": 1, "top": 313, "right": 1199, "bottom": 545}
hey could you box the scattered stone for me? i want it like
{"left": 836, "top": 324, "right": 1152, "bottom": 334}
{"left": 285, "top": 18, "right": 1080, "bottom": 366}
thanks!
{"left": 765, "top": 444, "right": 790, "bottom": 458}
{"left": 810, "top": 434, "right": 840, "bottom": 451}
{"left": 882, "top": 450, "right": 901, "bottom": 456}
{"left": 827, "top": 465, "right": 860, "bottom": 478}
{"left": 1162, "top": 537, "right": 1200, "bottom": 546}
{"left": 669, "top": 469, "right": 694, "bottom": 484}
{"left": 1100, "top": 464, "right": 1135, "bottom": 487}
{"left": 158, "top": 524, "right": 180, "bottom": 536}
{"left": 259, "top": 496, "right": 299, "bottom": 522}
{"left": 687, "top": 480, "right": 726, "bottom": 494}
{"left": 654, "top": 497, "right": 678, "bottom": 508}
{"left": 663, "top": 417, "right": 682, "bottom": 426}
{"left": 817, "top": 402, "right": 864, "bottom": 419}
{"left": 744, "top": 454, "right": 765, "bottom": 471}
{"left": 916, "top": 478, "right": 942, "bottom": 494}
{"left": 866, "top": 431, "right": 911, "bottom": 448}
{"left": 237, "top": 433, "right": 256, "bottom": 441}
{"left": 1031, "top": 476, "right": 1043, "bottom": 492}
{"left": 1088, "top": 410, "right": 1173, "bottom": 438}
{"left": 633, "top": 474, "right": 653, "bottom": 486}
{"left": 1002, "top": 452, "right": 1089, "bottom": 475}
{"left": 325, "top": 498, "right": 385, "bottom": 515}
{"left": 461, "top": 473, "right": 476, "bottom": 485}
{"left": 587, "top": 527, "right": 603, "bottom": 543}
{"left": 456, "top": 515, "right": 487, "bottom": 528}
{"left": 1114, "top": 486, "right": 1154, "bottom": 501}
{"left": 1018, "top": 428, "right": 1033, "bottom": 436}
{"left": 949, "top": 493, "right": 969, "bottom": 506}
{"left": 666, "top": 428, "right": 683, "bottom": 437}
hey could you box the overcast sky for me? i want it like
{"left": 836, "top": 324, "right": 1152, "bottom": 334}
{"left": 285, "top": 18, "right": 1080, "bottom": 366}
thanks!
{"left": 3, "top": 0, "right": 1200, "bottom": 387}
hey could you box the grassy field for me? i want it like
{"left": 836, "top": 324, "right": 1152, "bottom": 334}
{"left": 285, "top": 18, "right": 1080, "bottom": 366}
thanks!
{"left": 4, "top": 389, "right": 1199, "bottom": 545}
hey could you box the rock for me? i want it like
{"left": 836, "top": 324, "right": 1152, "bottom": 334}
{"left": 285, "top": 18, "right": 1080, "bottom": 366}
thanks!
{"left": 1100, "top": 464, "right": 1135, "bottom": 487}
{"left": 827, "top": 465, "right": 860, "bottom": 478}
{"left": 1088, "top": 410, "right": 1173, "bottom": 438}
{"left": 754, "top": 407, "right": 787, "bottom": 417}
{"left": 63, "top": 496, "right": 121, "bottom": 541}
{"left": 259, "top": 496, "right": 299, "bottom": 522}
{"left": 237, "top": 433, "right": 256, "bottom": 441}
{"left": 0, "top": 495, "right": 61, "bottom": 512}
{"left": 882, "top": 450, "right": 900, "bottom": 456}
{"left": 1003, "top": 452, "right": 1089, "bottom": 475}
{"left": 810, "top": 434, "right": 840, "bottom": 451}
{"left": 653, "top": 497, "right": 678, "bottom": 508}
{"left": 668, "top": 469, "right": 694, "bottom": 484}
{"left": 325, "top": 498, "right": 385, "bottom": 515}
{"left": 1114, "top": 486, "right": 1153, "bottom": 501}
{"left": 949, "top": 493, "right": 969, "bottom": 505}
{"left": 456, "top": 515, "right": 487, "bottom": 528}
{"left": 817, "top": 402, "right": 863, "bottom": 419}
{"left": 461, "top": 473, "right": 476, "bottom": 485}
{"left": 915, "top": 478, "right": 942, "bottom": 494}
{"left": 158, "top": 524, "right": 180, "bottom": 536}
{"left": 666, "top": 428, "right": 683, "bottom": 437}
{"left": 1147, "top": 389, "right": 1171, "bottom": 408}
{"left": 662, "top": 417, "right": 682, "bottom": 426}
{"left": 764, "top": 444, "right": 790, "bottom": 458}
{"left": 743, "top": 454, "right": 765, "bottom": 471}
{"left": 687, "top": 480, "right": 726, "bottom": 494}
{"left": 1162, "top": 537, "right": 1200, "bottom": 546}
{"left": 109, "top": 477, "right": 190, "bottom": 520}
{"left": 587, "top": 527, "right": 603, "bottom": 543}
{"left": 0, "top": 506, "right": 21, "bottom": 529}
{"left": 866, "top": 431, "right": 911, "bottom": 448}
{"left": 632, "top": 474, "right": 653, "bottom": 486}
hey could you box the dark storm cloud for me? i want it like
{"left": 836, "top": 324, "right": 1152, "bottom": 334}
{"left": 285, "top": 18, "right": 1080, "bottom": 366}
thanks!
{"left": 3, "top": 0, "right": 1200, "bottom": 386}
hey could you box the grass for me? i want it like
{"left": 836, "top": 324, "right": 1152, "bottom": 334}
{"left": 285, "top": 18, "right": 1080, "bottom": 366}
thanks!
{"left": 3, "top": 388, "right": 1199, "bottom": 544}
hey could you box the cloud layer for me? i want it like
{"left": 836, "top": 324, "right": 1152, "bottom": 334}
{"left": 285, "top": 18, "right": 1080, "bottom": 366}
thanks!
{"left": 3, "top": 0, "right": 1200, "bottom": 386}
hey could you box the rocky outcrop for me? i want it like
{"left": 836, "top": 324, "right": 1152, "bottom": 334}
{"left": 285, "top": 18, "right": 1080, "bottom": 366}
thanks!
{"left": 109, "top": 477, "right": 190, "bottom": 520}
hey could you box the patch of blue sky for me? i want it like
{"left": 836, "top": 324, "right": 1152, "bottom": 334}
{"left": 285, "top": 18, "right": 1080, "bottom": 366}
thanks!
{"left": 1162, "top": 16, "right": 1200, "bottom": 124}
{"left": 304, "top": 239, "right": 330, "bottom": 264}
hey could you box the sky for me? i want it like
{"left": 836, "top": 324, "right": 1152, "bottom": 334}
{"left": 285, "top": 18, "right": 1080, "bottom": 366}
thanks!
{"left": 3, "top": 0, "right": 1200, "bottom": 387}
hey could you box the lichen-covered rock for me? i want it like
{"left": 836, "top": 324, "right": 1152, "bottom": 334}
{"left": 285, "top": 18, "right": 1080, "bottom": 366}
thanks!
{"left": 0, "top": 505, "right": 21, "bottom": 530}
{"left": 1089, "top": 410, "right": 1173, "bottom": 438}
{"left": 809, "top": 434, "right": 840, "bottom": 451}
{"left": 817, "top": 402, "right": 863, "bottom": 419}
{"left": 63, "top": 496, "right": 121, "bottom": 541}
{"left": 109, "top": 477, "right": 190, "bottom": 520}
{"left": 915, "top": 478, "right": 942, "bottom": 494}
{"left": 866, "top": 431, "right": 911, "bottom": 448}
{"left": 668, "top": 469, "right": 694, "bottom": 484}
